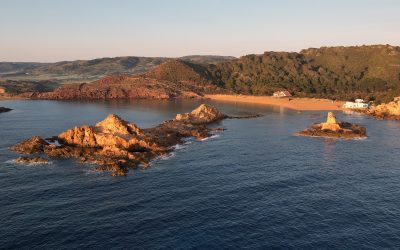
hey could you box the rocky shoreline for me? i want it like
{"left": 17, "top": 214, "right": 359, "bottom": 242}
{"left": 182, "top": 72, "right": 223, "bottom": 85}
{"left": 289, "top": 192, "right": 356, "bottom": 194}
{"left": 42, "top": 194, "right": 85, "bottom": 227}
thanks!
{"left": 366, "top": 97, "right": 400, "bottom": 120}
{"left": 11, "top": 104, "right": 258, "bottom": 176}
{"left": 296, "top": 112, "right": 367, "bottom": 139}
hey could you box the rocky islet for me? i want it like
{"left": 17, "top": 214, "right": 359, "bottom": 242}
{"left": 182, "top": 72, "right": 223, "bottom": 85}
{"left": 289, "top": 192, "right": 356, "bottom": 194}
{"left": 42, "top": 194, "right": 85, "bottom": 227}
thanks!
{"left": 296, "top": 112, "right": 367, "bottom": 139}
{"left": 11, "top": 104, "right": 242, "bottom": 176}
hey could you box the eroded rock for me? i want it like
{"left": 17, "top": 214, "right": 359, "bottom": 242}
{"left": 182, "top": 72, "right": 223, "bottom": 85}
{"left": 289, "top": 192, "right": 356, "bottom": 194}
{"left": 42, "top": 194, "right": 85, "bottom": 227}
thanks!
{"left": 320, "top": 112, "right": 341, "bottom": 131}
{"left": 175, "top": 104, "right": 227, "bottom": 124}
{"left": 367, "top": 97, "right": 400, "bottom": 120}
{"left": 11, "top": 136, "right": 50, "bottom": 154}
{"left": 296, "top": 112, "right": 367, "bottom": 139}
{"left": 11, "top": 104, "right": 240, "bottom": 176}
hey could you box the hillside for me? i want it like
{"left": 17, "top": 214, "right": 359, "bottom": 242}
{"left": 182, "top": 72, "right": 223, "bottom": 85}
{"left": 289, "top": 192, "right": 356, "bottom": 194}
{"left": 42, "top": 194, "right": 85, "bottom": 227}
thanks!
{"left": 209, "top": 45, "right": 400, "bottom": 102}
{"left": 0, "top": 80, "right": 59, "bottom": 98}
{"left": 179, "top": 55, "right": 236, "bottom": 65}
{"left": 3, "top": 45, "right": 400, "bottom": 102}
{"left": 35, "top": 60, "right": 225, "bottom": 100}
{"left": 0, "top": 55, "right": 234, "bottom": 83}
{"left": 144, "top": 59, "right": 212, "bottom": 83}
{"left": 37, "top": 74, "right": 222, "bottom": 100}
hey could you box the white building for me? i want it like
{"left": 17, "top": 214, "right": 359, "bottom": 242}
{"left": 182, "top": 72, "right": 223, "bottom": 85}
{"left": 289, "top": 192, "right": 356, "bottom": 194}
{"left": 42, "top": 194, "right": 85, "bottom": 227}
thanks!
{"left": 343, "top": 99, "right": 369, "bottom": 109}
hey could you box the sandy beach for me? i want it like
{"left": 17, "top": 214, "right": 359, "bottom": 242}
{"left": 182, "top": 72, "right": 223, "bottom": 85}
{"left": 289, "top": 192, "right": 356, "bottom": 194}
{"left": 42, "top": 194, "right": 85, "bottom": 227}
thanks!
{"left": 205, "top": 94, "right": 344, "bottom": 111}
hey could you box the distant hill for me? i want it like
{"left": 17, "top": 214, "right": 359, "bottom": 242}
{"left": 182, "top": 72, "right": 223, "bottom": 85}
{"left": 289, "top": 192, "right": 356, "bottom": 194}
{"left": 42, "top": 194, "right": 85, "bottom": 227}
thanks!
{"left": 179, "top": 55, "right": 236, "bottom": 65}
{"left": 2, "top": 45, "right": 400, "bottom": 103}
{"left": 0, "top": 62, "right": 43, "bottom": 74}
{"left": 33, "top": 60, "right": 226, "bottom": 100}
{"left": 0, "top": 80, "right": 59, "bottom": 96}
{"left": 209, "top": 45, "right": 400, "bottom": 102}
{"left": 144, "top": 59, "right": 212, "bottom": 84}
{"left": 0, "top": 55, "right": 235, "bottom": 83}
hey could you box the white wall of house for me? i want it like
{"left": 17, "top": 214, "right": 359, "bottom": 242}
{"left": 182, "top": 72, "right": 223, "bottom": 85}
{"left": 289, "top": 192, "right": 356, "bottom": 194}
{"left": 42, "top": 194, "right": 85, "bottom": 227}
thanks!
{"left": 343, "top": 101, "right": 369, "bottom": 109}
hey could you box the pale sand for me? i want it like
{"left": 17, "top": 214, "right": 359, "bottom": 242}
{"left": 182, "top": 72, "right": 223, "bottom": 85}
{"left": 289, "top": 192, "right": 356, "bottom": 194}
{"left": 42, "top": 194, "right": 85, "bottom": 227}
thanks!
{"left": 205, "top": 94, "right": 344, "bottom": 111}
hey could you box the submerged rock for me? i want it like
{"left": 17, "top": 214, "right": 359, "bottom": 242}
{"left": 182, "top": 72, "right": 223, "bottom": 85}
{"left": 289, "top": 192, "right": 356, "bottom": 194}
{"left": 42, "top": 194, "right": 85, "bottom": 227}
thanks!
{"left": 0, "top": 107, "right": 12, "bottom": 113}
{"left": 367, "top": 97, "right": 400, "bottom": 120}
{"left": 296, "top": 112, "right": 367, "bottom": 139}
{"left": 11, "top": 104, "right": 250, "bottom": 176}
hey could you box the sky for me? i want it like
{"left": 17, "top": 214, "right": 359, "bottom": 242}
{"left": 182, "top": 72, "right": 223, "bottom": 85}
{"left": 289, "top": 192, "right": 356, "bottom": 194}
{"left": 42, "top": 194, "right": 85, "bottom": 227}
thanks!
{"left": 0, "top": 0, "right": 399, "bottom": 62}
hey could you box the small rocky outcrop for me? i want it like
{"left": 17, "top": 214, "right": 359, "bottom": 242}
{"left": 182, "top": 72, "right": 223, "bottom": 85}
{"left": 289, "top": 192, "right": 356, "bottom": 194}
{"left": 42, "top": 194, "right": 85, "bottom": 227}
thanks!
{"left": 11, "top": 104, "right": 244, "bottom": 176}
{"left": 11, "top": 136, "right": 50, "bottom": 154}
{"left": 175, "top": 104, "right": 227, "bottom": 124}
{"left": 296, "top": 112, "right": 367, "bottom": 139}
{"left": 0, "top": 107, "right": 12, "bottom": 113}
{"left": 367, "top": 97, "right": 400, "bottom": 120}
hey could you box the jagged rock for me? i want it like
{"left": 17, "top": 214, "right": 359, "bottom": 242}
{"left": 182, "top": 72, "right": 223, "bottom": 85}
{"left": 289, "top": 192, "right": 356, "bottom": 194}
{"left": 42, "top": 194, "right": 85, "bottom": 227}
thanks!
{"left": 321, "top": 112, "right": 341, "bottom": 131}
{"left": 296, "top": 113, "right": 367, "bottom": 139}
{"left": 15, "top": 156, "right": 49, "bottom": 164}
{"left": 95, "top": 114, "right": 141, "bottom": 135}
{"left": 11, "top": 104, "right": 240, "bottom": 176}
{"left": 11, "top": 136, "right": 50, "bottom": 154}
{"left": 367, "top": 97, "right": 400, "bottom": 120}
{"left": 175, "top": 104, "right": 227, "bottom": 124}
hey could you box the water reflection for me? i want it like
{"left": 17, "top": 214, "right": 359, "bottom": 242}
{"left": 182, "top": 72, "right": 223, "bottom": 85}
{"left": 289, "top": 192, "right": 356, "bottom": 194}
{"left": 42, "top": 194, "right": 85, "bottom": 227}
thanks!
{"left": 322, "top": 138, "right": 336, "bottom": 165}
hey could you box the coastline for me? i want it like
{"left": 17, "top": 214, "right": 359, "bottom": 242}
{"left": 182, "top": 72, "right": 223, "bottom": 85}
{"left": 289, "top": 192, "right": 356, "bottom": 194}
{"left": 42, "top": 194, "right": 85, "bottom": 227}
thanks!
{"left": 205, "top": 94, "right": 344, "bottom": 111}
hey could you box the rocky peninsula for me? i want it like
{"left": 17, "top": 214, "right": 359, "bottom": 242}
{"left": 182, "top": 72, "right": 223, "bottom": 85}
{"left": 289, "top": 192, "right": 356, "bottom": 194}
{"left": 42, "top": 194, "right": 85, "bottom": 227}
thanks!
{"left": 296, "top": 112, "right": 367, "bottom": 139}
{"left": 11, "top": 104, "right": 244, "bottom": 176}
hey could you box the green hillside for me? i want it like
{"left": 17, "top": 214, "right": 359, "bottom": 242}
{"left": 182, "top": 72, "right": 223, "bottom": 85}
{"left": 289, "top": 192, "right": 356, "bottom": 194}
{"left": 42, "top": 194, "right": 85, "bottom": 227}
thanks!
{"left": 209, "top": 45, "right": 400, "bottom": 102}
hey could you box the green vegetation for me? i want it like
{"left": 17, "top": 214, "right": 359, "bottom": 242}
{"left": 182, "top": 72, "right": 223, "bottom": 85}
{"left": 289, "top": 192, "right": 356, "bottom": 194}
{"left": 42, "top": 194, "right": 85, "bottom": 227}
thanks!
{"left": 208, "top": 45, "right": 400, "bottom": 102}
{"left": 0, "top": 55, "right": 234, "bottom": 84}
{"left": 2, "top": 45, "right": 400, "bottom": 103}
{"left": 0, "top": 80, "right": 59, "bottom": 95}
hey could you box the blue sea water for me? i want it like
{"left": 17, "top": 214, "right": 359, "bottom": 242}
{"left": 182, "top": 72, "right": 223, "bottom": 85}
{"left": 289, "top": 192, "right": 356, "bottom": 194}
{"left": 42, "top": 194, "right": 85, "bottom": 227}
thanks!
{"left": 1, "top": 99, "right": 400, "bottom": 249}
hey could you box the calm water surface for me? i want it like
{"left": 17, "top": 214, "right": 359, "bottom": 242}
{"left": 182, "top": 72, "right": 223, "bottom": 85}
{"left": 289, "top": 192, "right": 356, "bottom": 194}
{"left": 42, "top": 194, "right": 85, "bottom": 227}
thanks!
{"left": 1, "top": 99, "right": 400, "bottom": 249}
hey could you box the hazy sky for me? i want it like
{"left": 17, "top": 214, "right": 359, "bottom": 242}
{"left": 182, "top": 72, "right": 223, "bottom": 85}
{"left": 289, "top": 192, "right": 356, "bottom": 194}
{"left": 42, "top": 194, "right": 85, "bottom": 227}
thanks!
{"left": 1, "top": 0, "right": 399, "bottom": 62}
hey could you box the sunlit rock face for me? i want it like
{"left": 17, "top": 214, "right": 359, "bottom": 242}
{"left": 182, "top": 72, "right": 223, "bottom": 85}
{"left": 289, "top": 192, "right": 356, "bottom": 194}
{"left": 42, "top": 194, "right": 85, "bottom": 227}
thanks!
{"left": 175, "top": 104, "right": 227, "bottom": 124}
{"left": 367, "top": 97, "right": 400, "bottom": 120}
{"left": 321, "top": 112, "right": 341, "bottom": 131}
{"left": 296, "top": 112, "right": 367, "bottom": 139}
{"left": 11, "top": 104, "right": 234, "bottom": 176}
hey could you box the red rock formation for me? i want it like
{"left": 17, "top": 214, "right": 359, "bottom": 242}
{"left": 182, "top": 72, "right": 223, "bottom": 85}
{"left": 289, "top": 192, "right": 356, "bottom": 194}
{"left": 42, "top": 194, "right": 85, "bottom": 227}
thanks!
{"left": 11, "top": 104, "right": 230, "bottom": 176}
{"left": 296, "top": 112, "right": 367, "bottom": 139}
{"left": 175, "top": 104, "right": 227, "bottom": 124}
{"left": 367, "top": 97, "right": 400, "bottom": 120}
{"left": 36, "top": 73, "right": 221, "bottom": 100}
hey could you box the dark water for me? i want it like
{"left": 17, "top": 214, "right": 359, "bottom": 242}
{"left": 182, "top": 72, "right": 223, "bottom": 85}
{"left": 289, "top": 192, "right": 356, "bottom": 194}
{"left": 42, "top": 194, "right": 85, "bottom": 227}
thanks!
{"left": 1, "top": 99, "right": 400, "bottom": 249}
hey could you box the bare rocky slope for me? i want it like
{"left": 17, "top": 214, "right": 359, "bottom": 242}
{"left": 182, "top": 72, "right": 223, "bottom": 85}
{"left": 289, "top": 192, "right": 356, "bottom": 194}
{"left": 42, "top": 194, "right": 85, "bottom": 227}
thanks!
{"left": 36, "top": 60, "right": 225, "bottom": 100}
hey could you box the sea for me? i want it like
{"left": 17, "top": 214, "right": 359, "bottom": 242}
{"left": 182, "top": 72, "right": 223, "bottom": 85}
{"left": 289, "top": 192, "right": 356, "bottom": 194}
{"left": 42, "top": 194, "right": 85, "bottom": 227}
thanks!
{"left": 1, "top": 99, "right": 400, "bottom": 249}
